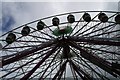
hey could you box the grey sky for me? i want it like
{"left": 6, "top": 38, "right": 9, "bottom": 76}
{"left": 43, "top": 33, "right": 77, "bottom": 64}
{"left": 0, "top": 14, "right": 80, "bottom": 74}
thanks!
{"left": 1, "top": 2, "right": 119, "bottom": 34}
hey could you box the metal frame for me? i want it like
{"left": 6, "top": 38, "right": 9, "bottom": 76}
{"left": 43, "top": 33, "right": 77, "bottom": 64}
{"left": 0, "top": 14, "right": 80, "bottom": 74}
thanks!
{"left": 0, "top": 11, "right": 120, "bottom": 80}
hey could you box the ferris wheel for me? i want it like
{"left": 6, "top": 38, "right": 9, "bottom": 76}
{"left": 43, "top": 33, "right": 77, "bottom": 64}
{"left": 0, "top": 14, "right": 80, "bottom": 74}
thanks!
{"left": 0, "top": 11, "right": 120, "bottom": 80}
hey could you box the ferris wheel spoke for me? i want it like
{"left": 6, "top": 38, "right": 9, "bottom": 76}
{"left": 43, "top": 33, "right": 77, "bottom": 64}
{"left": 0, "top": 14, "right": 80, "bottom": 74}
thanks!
{"left": 16, "top": 40, "right": 45, "bottom": 43}
{"left": 3, "top": 59, "right": 59, "bottom": 80}
{"left": 73, "top": 52, "right": 112, "bottom": 80}
{"left": 68, "top": 41, "right": 120, "bottom": 77}
{"left": 42, "top": 60, "right": 62, "bottom": 79}
{"left": 76, "top": 22, "right": 101, "bottom": 36}
{"left": 27, "top": 34, "right": 51, "bottom": 40}
{"left": 68, "top": 36, "right": 120, "bottom": 46}
{"left": 30, "top": 27, "right": 55, "bottom": 39}
{"left": 29, "top": 60, "right": 60, "bottom": 79}
{"left": 2, "top": 46, "right": 52, "bottom": 63}
{"left": 89, "top": 29, "right": 120, "bottom": 38}
{"left": 57, "top": 64, "right": 66, "bottom": 80}
{"left": 82, "top": 23, "right": 116, "bottom": 37}
{"left": 40, "top": 30, "right": 55, "bottom": 39}
{"left": 68, "top": 49, "right": 94, "bottom": 79}
{"left": 52, "top": 60, "right": 68, "bottom": 80}
{"left": 1, "top": 47, "right": 52, "bottom": 78}
{"left": 79, "top": 45, "right": 120, "bottom": 55}
{"left": 75, "top": 13, "right": 117, "bottom": 36}
{"left": 70, "top": 60, "right": 93, "bottom": 80}
{"left": 69, "top": 61, "right": 79, "bottom": 79}
{"left": 1, "top": 28, "right": 54, "bottom": 49}
{"left": 115, "top": 32, "right": 120, "bottom": 38}
{"left": 73, "top": 57, "right": 110, "bottom": 80}
{"left": 83, "top": 50, "right": 120, "bottom": 77}
{"left": 2, "top": 39, "right": 57, "bottom": 66}
{"left": 72, "top": 12, "right": 100, "bottom": 36}
{"left": 20, "top": 43, "right": 59, "bottom": 80}
{"left": 3, "top": 45, "right": 41, "bottom": 50}
{"left": 73, "top": 59, "right": 99, "bottom": 79}
{"left": 39, "top": 47, "right": 61, "bottom": 79}
{"left": 69, "top": 61, "right": 88, "bottom": 80}
{"left": 69, "top": 14, "right": 83, "bottom": 36}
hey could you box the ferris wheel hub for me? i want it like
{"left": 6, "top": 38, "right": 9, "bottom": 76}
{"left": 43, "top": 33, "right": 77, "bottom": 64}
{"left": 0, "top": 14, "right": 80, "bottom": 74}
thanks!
{"left": 53, "top": 25, "right": 72, "bottom": 36}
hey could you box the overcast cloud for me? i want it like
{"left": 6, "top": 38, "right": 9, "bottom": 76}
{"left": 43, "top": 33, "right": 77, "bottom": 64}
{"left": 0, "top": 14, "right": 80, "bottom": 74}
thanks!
{"left": 1, "top": 1, "right": 120, "bottom": 34}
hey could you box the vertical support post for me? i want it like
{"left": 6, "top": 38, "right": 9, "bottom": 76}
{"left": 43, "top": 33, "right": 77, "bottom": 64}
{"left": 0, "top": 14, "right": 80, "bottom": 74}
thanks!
{"left": 52, "top": 60, "right": 68, "bottom": 80}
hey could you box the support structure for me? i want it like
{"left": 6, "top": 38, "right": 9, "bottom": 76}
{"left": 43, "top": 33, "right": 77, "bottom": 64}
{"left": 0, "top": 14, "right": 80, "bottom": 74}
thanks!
{"left": 1, "top": 11, "right": 120, "bottom": 80}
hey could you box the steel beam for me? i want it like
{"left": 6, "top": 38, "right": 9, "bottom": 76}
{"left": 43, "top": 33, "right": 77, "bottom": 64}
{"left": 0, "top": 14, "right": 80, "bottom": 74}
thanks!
{"left": 69, "top": 60, "right": 85, "bottom": 80}
{"left": 52, "top": 60, "right": 68, "bottom": 80}
{"left": 2, "top": 39, "right": 57, "bottom": 66}
{"left": 112, "top": 62, "right": 120, "bottom": 69}
{"left": 1, "top": 48, "right": 50, "bottom": 78}
{"left": 57, "top": 64, "right": 66, "bottom": 80}
{"left": 39, "top": 47, "right": 61, "bottom": 79}
{"left": 68, "top": 41, "right": 120, "bottom": 77}
{"left": 20, "top": 43, "right": 59, "bottom": 80}
{"left": 68, "top": 36, "right": 120, "bottom": 46}
{"left": 69, "top": 60, "right": 92, "bottom": 80}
